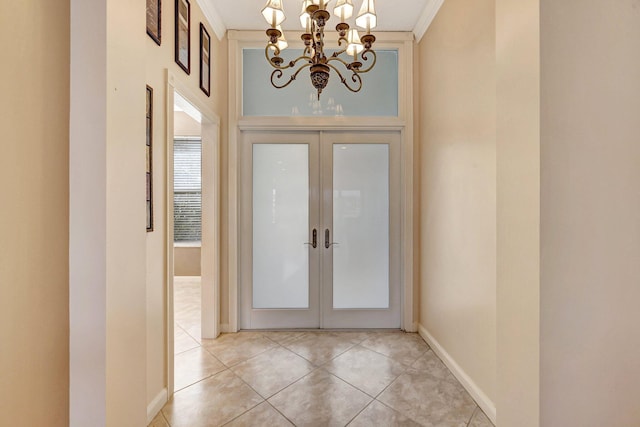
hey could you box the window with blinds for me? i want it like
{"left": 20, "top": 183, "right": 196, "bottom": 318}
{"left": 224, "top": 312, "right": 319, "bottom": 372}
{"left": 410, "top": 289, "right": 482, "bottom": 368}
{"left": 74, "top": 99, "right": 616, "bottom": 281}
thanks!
{"left": 174, "top": 138, "right": 202, "bottom": 242}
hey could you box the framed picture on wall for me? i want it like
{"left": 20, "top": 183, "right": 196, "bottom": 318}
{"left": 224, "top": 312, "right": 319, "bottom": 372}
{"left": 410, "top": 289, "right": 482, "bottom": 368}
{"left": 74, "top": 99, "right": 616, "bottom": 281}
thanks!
{"left": 146, "top": 85, "right": 154, "bottom": 232}
{"left": 175, "top": 0, "right": 190, "bottom": 74}
{"left": 146, "top": 0, "right": 161, "bottom": 45}
{"left": 199, "top": 23, "right": 211, "bottom": 97}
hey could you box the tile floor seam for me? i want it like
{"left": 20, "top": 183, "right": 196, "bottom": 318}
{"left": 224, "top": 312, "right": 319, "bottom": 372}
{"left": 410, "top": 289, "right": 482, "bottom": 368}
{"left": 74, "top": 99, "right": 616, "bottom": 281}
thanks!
{"left": 201, "top": 340, "right": 276, "bottom": 369}
{"left": 375, "top": 402, "right": 424, "bottom": 426}
{"left": 371, "top": 398, "right": 427, "bottom": 427}
{"left": 218, "top": 397, "right": 266, "bottom": 427}
{"left": 320, "top": 355, "right": 406, "bottom": 401}
{"left": 466, "top": 406, "right": 479, "bottom": 427}
{"left": 371, "top": 368, "right": 404, "bottom": 401}
{"left": 346, "top": 343, "right": 417, "bottom": 370}
{"left": 159, "top": 409, "right": 171, "bottom": 427}
{"left": 411, "top": 348, "right": 488, "bottom": 426}
{"left": 176, "top": 323, "right": 202, "bottom": 345}
{"left": 358, "top": 342, "right": 428, "bottom": 368}
{"left": 264, "top": 365, "right": 323, "bottom": 403}
{"left": 173, "top": 345, "right": 202, "bottom": 357}
{"left": 265, "top": 401, "right": 297, "bottom": 427}
{"left": 281, "top": 341, "right": 355, "bottom": 366}
{"left": 267, "top": 368, "right": 374, "bottom": 427}
{"left": 343, "top": 398, "right": 376, "bottom": 426}
{"left": 318, "top": 367, "right": 380, "bottom": 400}
{"left": 172, "top": 366, "right": 231, "bottom": 394}
{"left": 259, "top": 332, "right": 310, "bottom": 347}
{"left": 227, "top": 356, "right": 294, "bottom": 401}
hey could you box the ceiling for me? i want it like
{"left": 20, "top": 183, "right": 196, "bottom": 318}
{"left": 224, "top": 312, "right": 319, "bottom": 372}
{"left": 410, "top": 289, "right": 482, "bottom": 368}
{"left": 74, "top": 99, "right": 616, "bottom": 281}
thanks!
{"left": 200, "top": 0, "right": 444, "bottom": 40}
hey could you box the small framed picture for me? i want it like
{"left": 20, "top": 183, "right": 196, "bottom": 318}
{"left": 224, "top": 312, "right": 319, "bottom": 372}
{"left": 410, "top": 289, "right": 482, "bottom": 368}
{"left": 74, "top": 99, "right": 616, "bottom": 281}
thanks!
{"left": 146, "top": 85, "right": 154, "bottom": 232}
{"left": 175, "top": 0, "right": 190, "bottom": 74}
{"left": 199, "top": 23, "right": 211, "bottom": 97}
{"left": 146, "top": 0, "right": 161, "bottom": 45}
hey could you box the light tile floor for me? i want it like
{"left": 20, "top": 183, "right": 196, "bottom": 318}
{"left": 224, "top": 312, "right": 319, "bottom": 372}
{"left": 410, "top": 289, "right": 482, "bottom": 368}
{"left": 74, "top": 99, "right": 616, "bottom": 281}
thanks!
{"left": 150, "top": 277, "right": 494, "bottom": 427}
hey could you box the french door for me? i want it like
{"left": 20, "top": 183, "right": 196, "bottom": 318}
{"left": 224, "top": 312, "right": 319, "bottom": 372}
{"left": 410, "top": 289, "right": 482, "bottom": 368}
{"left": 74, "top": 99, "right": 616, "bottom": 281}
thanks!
{"left": 240, "top": 131, "right": 401, "bottom": 329}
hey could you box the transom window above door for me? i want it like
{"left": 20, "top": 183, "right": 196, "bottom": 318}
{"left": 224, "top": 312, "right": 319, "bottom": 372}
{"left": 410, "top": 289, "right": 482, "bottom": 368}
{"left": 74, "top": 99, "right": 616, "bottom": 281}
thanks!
{"left": 242, "top": 48, "right": 399, "bottom": 117}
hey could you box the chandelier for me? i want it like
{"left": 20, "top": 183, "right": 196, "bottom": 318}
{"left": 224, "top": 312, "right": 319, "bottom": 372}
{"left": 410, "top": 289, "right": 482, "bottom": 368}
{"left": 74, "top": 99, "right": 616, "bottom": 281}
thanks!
{"left": 261, "top": 0, "right": 378, "bottom": 99}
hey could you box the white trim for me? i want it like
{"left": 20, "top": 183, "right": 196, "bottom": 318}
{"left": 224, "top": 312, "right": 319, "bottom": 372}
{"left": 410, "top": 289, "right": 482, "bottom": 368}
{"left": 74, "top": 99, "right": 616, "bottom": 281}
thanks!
{"left": 238, "top": 117, "right": 405, "bottom": 131}
{"left": 200, "top": 118, "right": 221, "bottom": 339}
{"left": 401, "top": 37, "right": 415, "bottom": 332}
{"left": 227, "top": 37, "right": 240, "bottom": 333}
{"left": 195, "top": 0, "right": 226, "bottom": 41}
{"left": 418, "top": 324, "right": 496, "bottom": 424}
{"left": 220, "top": 323, "right": 231, "bottom": 333}
{"left": 164, "top": 77, "right": 176, "bottom": 400}
{"left": 146, "top": 388, "right": 168, "bottom": 424}
{"left": 413, "top": 0, "right": 446, "bottom": 42}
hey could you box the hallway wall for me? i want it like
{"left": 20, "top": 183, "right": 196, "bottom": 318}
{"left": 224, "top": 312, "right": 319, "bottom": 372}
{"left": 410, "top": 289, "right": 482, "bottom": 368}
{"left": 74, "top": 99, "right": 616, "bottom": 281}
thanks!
{"left": 0, "top": 1, "right": 70, "bottom": 425}
{"left": 495, "top": 0, "right": 541, "bottom": 425}
{"left": 144, "top": 0, "right": 229, "bottom": 417}
{"left": 417, "top": 0, "right": 497, "bottom": 419}
{"left": 540, "top": 1, "right": 640, "bottom": 425}
{"left": 70, "top": 0, "right": 149, "bottom": 424}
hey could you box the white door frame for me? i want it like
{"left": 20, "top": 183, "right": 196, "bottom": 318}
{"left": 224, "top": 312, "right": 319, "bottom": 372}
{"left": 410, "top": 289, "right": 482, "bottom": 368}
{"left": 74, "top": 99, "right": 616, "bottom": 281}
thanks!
{"left": 227, "top": 31, "right": 416, "bottom": 332}
{"left": 239, "top": 130, "right": 402, "bottom": 329}
{"left": 165, "top": 70, "right": 221, "bottom": 397}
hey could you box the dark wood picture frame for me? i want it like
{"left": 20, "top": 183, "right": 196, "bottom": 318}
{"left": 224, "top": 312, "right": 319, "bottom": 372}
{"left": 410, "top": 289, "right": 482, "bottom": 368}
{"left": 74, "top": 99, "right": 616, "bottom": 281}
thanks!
{"left": 146, "top": 0, "right": 161, "bottom": 45}
{"left": 199, "top": 23, "right": 211, "bottom": 97}
{"left": 175, "top": 0, "right": 191, "bottom": 74}
{"left": 146, "top": 85, "right": 154, "bottom": 232}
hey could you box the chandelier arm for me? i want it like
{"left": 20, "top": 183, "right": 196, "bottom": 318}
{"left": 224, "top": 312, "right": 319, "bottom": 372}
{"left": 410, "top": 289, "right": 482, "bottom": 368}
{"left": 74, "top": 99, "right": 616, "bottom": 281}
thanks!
{"left": 326, "top": 55, "right": 352, "bottom": 69}
{"left": 265, "top": 43, "right": 282, "bottom": 59}
{"left": 265, "top": 44, "right": 312, "bottom": 71}
{"left": 271, "top": 63, "right": 313, "bottom": 89}
{"left": 354, "top": 49, "right": 378, "bottom": 74}
{"left": 326, "top": 63, "right": 363, "bottom": 93}
{"left": 330, "top": 47, "right": 349, "bottom": 59}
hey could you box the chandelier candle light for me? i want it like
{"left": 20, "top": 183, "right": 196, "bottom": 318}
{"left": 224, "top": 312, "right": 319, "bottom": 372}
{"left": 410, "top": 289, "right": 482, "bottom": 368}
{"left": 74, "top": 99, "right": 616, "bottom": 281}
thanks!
{"left": 262, "top": 0, "right": 378, "bottom": 99}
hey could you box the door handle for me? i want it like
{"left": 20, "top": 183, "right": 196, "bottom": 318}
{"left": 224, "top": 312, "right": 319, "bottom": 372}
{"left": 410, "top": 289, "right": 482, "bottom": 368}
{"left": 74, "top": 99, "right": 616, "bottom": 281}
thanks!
{"left": 304, "top": 228, "right": 318, "bottom": 249}
{"left": 325, "top": 229, "right": 339, "bottom": 249}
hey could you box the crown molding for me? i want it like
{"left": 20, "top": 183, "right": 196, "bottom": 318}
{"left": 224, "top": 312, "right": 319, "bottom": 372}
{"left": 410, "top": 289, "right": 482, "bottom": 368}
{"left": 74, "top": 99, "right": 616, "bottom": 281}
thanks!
{"left": 413, "top": 0, "right": 445, "bottom": 42}
{"left": 196, "top": 0, "right": 227, "bottom": 40}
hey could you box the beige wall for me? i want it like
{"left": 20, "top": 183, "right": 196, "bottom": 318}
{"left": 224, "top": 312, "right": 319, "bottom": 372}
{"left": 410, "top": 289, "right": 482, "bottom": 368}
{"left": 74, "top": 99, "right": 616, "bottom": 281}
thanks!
{"left": 145, "top": 0, "right": 228, "bottom": 413}
{"left": 417, "top": 0, "right": 497, "bottom": 417}
{"left": 174, "top": 246, "right": 202, "bottom": 276}
{"left": 68, "top": 0, "right": 226, "bottom": 423}
{"left": 70, "top": 0, "right": 150, "bottom": 423}
{"left": 540, "top": 1, "right": 640, "bottom": 425}
{"left": 174, "top": 111, "right": 202, "bottom": 136}
{"left": 105, "top": 0, "right": 148, "bottom": 424}
{"left": 495, "top": 0, "right": 541, "bottom": 425}
{"left": 0, "top": 1, "right": 70, "bottom": 425}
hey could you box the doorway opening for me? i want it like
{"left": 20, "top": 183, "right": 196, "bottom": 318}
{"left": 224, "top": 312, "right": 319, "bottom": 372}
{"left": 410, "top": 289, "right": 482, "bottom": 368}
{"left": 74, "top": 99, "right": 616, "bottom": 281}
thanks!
{"left": 173, "top": 92, "right": 204, "bottom": 392}
{"left": 165, "top": 75, "right": 220, "bottom": 399}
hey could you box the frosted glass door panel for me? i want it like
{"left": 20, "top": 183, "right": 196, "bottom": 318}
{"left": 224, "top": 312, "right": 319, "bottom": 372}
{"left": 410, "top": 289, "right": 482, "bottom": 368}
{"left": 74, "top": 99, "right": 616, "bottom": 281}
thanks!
{"left": 333, "top": 144, "right": 389, "bottom": 309}
{"left": 253, "top": 144, "right": 309, "bottom": 309}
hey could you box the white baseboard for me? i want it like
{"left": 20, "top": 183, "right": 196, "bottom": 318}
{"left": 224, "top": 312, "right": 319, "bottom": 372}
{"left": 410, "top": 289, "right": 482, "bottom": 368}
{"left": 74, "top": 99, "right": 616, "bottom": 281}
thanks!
{"left": 418, "top": 324, "right": 496, "bottom": 424}
{"left": 147, "top": 388, "right": 168, "bottom": 424}
{"left": 220, "top": 323, "right": 230, "bottom": 333}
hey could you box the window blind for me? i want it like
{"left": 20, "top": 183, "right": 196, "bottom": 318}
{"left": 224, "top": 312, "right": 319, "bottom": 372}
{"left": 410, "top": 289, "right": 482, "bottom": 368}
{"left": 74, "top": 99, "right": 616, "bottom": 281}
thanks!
{"left": 174, "top": 138, "right": 201, "bottom": 242}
